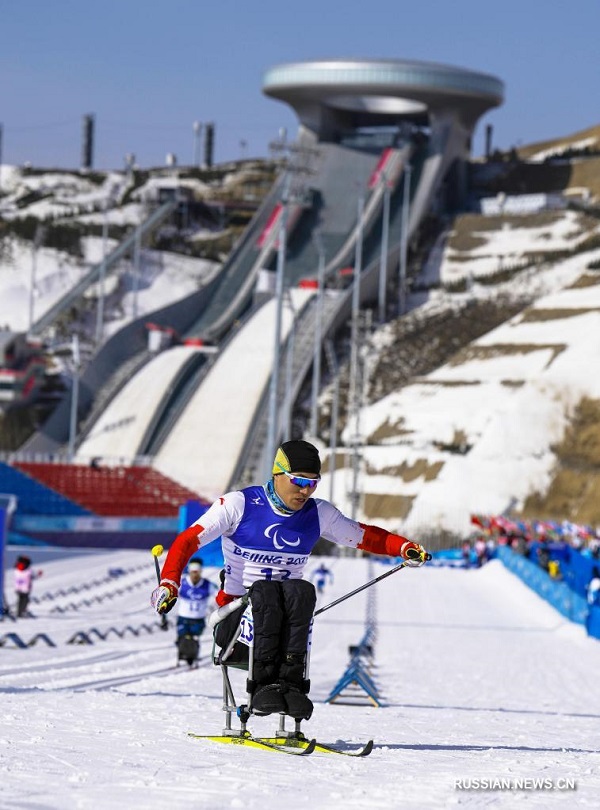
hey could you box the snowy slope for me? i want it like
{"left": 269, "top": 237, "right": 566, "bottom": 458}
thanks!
{"left": 3, "top": 167, "right": 600, "bottom": 539}
{"left": 1, "top": 550, "right": 599, "bottom": 809}
{"left": 328, "top": 242, "right": 600, "bottom": 536}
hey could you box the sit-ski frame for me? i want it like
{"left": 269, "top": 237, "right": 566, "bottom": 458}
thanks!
{"left": 208, "top": 561, "right": 409, "bottom": 737}
{"left": 210, "top": 596, "right": 312, "bottom": 738}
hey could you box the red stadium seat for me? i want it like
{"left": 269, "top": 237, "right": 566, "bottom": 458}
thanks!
{"left": 14, "top": 462, "right": 207, "bottom": 517}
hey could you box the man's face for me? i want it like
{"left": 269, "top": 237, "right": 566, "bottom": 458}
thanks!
{"left": 273, "top": 471, "right": 319, "bottom": 511}
{"left": 189, "top": 569, "right": 201, "bottom": 583}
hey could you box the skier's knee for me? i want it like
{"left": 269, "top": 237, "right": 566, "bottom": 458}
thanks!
{"left": 280, "top": 578, "right": 316, "bottom": 625}
{"left": 249, "top": 580, "right": 284, "bottom": 631}
{"left": 249, "top": 579, "right": 285, "bottom": 661}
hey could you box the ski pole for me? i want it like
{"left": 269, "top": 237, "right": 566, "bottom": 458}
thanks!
{"left": 151, "top": 544, "right": 169, "bottom": 629}
{"left": 151, "top": 544, "right": 164, "bottom": 585}
{"left": 314, "top": 560, "right": 409, "bottom": 617}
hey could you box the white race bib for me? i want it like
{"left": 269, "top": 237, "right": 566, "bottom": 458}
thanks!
{"left": 237, "top": 604, "right": 254, "bottom": 648}
{"left": 237, "top": 604, "right": 313, "bottom": 650}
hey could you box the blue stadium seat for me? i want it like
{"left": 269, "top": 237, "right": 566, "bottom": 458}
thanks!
{"left": 0, "top": 462, "right": 91, "bottom": 516}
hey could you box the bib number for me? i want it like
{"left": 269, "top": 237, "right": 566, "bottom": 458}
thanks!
{"left": 237, "top": 607, "right": 314, "bottom": 650}
{"left": 237, "top": 605, "right": 254, "bottom": 648}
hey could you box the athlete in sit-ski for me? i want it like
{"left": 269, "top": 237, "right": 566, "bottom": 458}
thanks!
{"left": 152, "top": 439, "right": 430, "bottom": 720}
{"left": 175, "top": 559, "right": 218, "bottom": 666}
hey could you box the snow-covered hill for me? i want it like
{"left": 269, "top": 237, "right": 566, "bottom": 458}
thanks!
{"left": 322, "top": 212, "right": 600, "bottom": 537}
{"left": 2, "top": 160, "right": 600, "bottom": 540}
{"left": 1, "top": 550, "right": 599, "bottom": 808}
{"left": 0, "top": 164, "right": 238, "bottom": 335}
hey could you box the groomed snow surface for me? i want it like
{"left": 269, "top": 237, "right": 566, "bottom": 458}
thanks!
{"left": 2, "top": 550, "right": 599, "bottom": 809}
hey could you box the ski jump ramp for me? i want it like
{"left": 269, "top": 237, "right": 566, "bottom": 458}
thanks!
{"left": 71, "top": 58, "right": 503, "bottom": 502}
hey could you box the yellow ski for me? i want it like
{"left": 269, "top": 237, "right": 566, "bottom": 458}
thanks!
{"left": 188, "top": 732, "right": 316, "bottom": 755}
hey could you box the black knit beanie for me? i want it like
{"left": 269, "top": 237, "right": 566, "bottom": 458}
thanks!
{"left": 272, "top": 440, "right": 321, "bottom": 477}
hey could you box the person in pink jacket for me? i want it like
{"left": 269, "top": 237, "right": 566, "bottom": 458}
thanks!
{"left": 14, "top": 556, "right": 41, "bottom": 618}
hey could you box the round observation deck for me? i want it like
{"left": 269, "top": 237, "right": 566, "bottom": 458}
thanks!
{"left": 263, "top": 58, "right": 504, "bottom": 136}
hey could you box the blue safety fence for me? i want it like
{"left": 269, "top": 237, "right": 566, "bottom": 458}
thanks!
{"left": 496, "top": 546, "right": 592, "bottom": 629}
{"left": 429, "top": 548, "right": 471, "bottom": 567}
{"left": 586, "top": 604, "right": 600, "bottom": 639}
{"left": 326, "top": 563, "right": 382, "bottom": 707}
{"left": 2, "top": 498, "right": 224, "bottom": 558}
{"left": 11, "top": 513, "right": 179, "bottom": 550}
{"left": 521, "top": 541, "right": 598, "bottom": 600}
{"left": 0, "top": 507, "right": 5, "bottom": 617}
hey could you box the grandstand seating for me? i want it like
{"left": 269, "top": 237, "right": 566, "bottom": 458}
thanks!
{"left": 0, "top": 461, "right": 91, "bottom": 516}
{"left": 13, "top": 462, "right": 205, "bottom": 517}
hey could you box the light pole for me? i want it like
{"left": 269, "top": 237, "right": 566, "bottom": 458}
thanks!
{"left": 399, "top": 163, "right": 412, "bottom": 316}
{"left": 378, "top": 171, "right": 391, "bottom": 324}
{"left": 265, "top": 144, "right": 314, "bottom": 472}
{"left": 193, "top": 121, "right": 202, "bottom": 167}
{"left": 28, "top": 225, "right": 45, "bottom": 332}
{"left": 324, "top": 340, "right": 339, "bottom": 506}
{"left": 132, "top": 227, "right": 142, "bottom": 318}
{"left": 95, "top": 198, "right": 109, "bottom": 346}
{"left": 266, "top": 186, "right": 289, "bottom": 470}
{"left": 310, "top": 232, "right": 325, "bottom": 437}
{"left": 348, "top": 196, "right": 364, "bottom": 521}
{"left": 68, "top": 333, "right": 80, "bottom": 461}
{"left": 0, "top": 496, "right": 17, "bottom": 620}
{"left": 29, "top": 244, "right": 38, "bottom": 333}
{"left": 283, "top": 289, "right": 296, "bottom": 441}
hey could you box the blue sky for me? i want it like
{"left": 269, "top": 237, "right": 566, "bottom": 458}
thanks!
{"left": 2, "top": 0, "right": 598, "bottom": 171}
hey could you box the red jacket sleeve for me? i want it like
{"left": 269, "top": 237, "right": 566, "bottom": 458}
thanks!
{"left": 356, "top": 523, "right": 408, "bottom": 556}
{"left": 160, "top": 524, "right": 204, "bottom": 588}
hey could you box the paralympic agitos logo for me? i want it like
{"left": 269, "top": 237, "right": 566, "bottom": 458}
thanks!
{"left": 264, "top": 523, "right": 301, "bottom": 550}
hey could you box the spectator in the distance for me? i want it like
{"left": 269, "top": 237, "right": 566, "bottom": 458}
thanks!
{"left": 14, "top": 556, "right": 41, "bottom": 618}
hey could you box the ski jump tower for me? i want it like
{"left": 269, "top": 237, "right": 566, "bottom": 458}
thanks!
{"left": 263, "top": 57, "right": 504, "bottom": 210}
